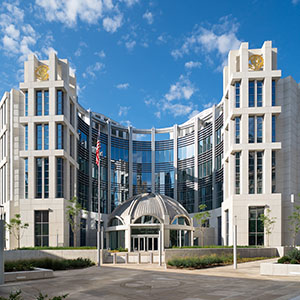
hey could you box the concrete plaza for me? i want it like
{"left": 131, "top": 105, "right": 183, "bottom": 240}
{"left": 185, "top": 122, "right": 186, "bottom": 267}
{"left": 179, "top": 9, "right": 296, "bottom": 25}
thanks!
{"left": 1, "top": 259, "right": 300, "bottom": 300}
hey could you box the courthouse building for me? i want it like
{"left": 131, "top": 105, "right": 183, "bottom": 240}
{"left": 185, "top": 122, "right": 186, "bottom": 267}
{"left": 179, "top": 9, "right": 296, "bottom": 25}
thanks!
{"left": 0, "top": 41, "right": 299, "bottom": 249}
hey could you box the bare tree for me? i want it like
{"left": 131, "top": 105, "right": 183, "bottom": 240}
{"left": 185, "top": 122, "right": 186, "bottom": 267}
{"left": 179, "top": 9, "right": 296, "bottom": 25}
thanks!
{"left": 193, "top": 204, "right": 211, "bottom": 247}
{"left": 259, "top": 208, "right": 277, "bottom": 247}
{"left": 6, "top": 214, "right": 29, "bottom": 249}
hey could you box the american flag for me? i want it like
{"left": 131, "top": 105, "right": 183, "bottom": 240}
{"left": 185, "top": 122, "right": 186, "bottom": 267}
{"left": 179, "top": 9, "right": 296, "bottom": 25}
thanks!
{"left": 96, "top": 129, "right": 101, "bottom": 166}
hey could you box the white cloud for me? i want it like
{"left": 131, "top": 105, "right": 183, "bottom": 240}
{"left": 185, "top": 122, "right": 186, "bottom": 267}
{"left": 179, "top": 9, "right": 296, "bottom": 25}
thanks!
{"left": 41, "top": 46, "right": 57, "bottom": 56}
{"left": 143, "top": 11, "right": 153, "bottom": 24}
{"left": 2, "top": 35, "right": 19, "bottom": 53}
{"left": 125, "top": 40, "right": 136, "bottom": 51}
{"left": 188, "top": 110, "right": 200, "bottom": 119}
{"left": 83, "top": 62, "right": 105, "bottom": 78}
{"left": 185, "top": 61, "right": 201, "bottom": 69}
{"left": 162, "top": 102, "right": 192, "bottom": 117}
{"left": 165, "top": 75, "right": 196, "bottom": 101}
{"left": 4, "top": 24, "right": 20, "bottom": 40}
{"left": 203, "top": 101, "right": 214, "bottom": 109}
{"left": 116, "top": 83, "right": 129, "bottom": 89}
{"left": 69, "top": 66, "right": 76, "bottom": 76}
{"left": 292, "top": 0, "right": 300, "bottom": 4}
{"left": 155, "top": 111, "right": 161, "bottom": 119}
{"left": 95, "top": 50, "right": 106, "bottom": 58}
{"left": 118, "top": 106, "right": 130, "bottom": 117}
{"left": 103, "top": 14, "right": 123, "bottom": 33}
{"left": 121, "top": 0, "right": 139, "bottom": 7}
{"left": 121, "top": 120, "right": 132, "bottom": 127}
{"left": 171, "top": 16, "right": 241, "bottom": 68}
{"left": 157, "top": 34, "right": 167, "bottom": 43}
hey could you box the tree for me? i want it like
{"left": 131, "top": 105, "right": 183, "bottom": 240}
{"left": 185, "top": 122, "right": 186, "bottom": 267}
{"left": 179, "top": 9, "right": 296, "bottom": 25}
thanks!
{"left": 259, "top": 208, "right": 277, "bottom": 247}
{"left": 66, "top": 197, "right": 82, "bottom": 247}
{"left": 193, "top": 204, "right": 211, "bottom": 247}
{"left": 288, "top": 205, "right": 300, "bottom": 247}
{"left": 6, "top": 214, "right": 29, "bottom": 249}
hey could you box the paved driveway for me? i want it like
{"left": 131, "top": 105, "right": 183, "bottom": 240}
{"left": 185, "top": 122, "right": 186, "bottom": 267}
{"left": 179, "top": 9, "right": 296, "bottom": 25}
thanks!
{"left": 1, "top": 259, "right": 300, "bottom": 300}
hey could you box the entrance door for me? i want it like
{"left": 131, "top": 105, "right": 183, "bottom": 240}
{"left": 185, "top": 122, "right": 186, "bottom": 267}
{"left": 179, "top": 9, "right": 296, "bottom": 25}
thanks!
{"left": 131, "top": 235, "right": 159, "bottom": 251}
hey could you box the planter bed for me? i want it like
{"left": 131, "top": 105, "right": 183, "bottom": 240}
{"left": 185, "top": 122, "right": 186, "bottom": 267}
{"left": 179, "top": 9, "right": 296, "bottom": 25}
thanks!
{"left": 4, "top": 268, "right": 53, "bottom": 283}
{"left": 260, "top": 262, "right": 300, "bottom": 276}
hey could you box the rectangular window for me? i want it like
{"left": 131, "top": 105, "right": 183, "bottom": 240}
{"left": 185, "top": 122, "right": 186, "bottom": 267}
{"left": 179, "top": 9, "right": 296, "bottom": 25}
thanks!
{"left": 70, "top": 133, "right": 74, "bottom": 158}
{"left": 56, "top": 124, "right": 64, "bottom": 149}
{"left": 36, "top": 158, "right": 43, "bottom": 198}
{"left": 25, "top": 125, "right": 28, "bottom": 150}
{"left": 36, "top": 124, "right": 43, "bottom": 150}
{"left": 56, "top": 157, "right": 64, "bottom": 198}
{"left": 44, "top": 124, "right": 49, "bottom": 150}
{"left": 216, "top": 128, "right": 222, "bottom": 145}
{"left": 257, "top": 116, "right": 263, "bottom": 143}
{"left": 36, "top": 91, "right": 42, "bottom": 116}
{"left": 248, "top": 116, "right": 255, "bottom": 143}
{"left": 44, "top": 158, "right": 49, "bottom": 198}
{"left": 25, "top": 91, "right": 28, "bottom": 116}
{"left": 272, "top": 151, "right": 276, "bottom": 193}
{"left": 257, "top": 151, "right": 263, "bottom": 194}
{"left": 235, "top": 82, "right": 240, "bottom": 108}
{"left": 25, "top": 158, "right": 28, "bottom": 199}
{"left": 44, "top": 90, "right": 49, "bottom": 115}
{"left": 249, "top": 151, "right": 255, "bottom": 194}
{"left": 34, "top": 211, "right": 49, "bottom": 247}
{"left": 235, "top": 117, "right": 240, "bottom": 143}
{"left": 249, "top": 207, "right": 264, "bottom": 246}
{"left": 257, "top": 81, "right": 263, "bottom": 107}
{"left": 235, "top": 152, "right": 240, "bottom": 194}
{"left": 249, "top": 81, "right": 255, "bottom": 107}
{"left": 57, "top": 90, "right": 64, "bottom": 115}
{"left": 70, "top": 100, "right": 74, "bottom": 127}
{"left": 70, "top": 165, "right": 74, "bottom": 199}
{"left": 272, "top": 80, "right": 276, "bottom": 106}
{"left": 225, "top": 210, "right": 229, "bottom": 246}
{"left": 272, "top": 115, "right": 276, "bottom": 142}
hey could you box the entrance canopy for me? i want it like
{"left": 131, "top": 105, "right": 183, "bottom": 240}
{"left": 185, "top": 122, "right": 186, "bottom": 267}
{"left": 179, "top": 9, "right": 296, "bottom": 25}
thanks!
{"left": 106, "top": 193, "right": 194, "bottom": 251}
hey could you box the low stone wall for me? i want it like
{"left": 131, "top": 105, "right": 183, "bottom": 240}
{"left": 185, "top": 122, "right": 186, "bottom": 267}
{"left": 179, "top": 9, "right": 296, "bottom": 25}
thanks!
{"left": 5, "top": 268, "right": 53, "bottom": 283}
{"left": 261, "top": 262, "right": 300, "bottom": 276}
{"left": 107, "top": 252, "right": 165, "bottom": 264}
{"left": 165, "top": 248, "right": 279, "bottom": 263}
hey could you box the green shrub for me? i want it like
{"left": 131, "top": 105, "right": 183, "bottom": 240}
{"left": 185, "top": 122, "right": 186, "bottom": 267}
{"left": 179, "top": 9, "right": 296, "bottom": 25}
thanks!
{"left": 286, "top": 248, "right": 300, "bottom": 261}
{"left": 290, "top": 259, "right": 299, "bottom": 264}
{"left": 0, "top": 290, "right": 68, "bottom": 300}
{"left": 5, "top": 258, "right": 94, "bottom": 272}
{"left": 277, "top": 256, "right": 290, "bottom": 264}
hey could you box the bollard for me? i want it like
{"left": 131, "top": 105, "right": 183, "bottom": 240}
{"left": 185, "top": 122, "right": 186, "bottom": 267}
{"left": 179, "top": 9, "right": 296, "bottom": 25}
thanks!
{"left": 137, "top": 252, "right": 141, "bottom": 264}
{"left": 125, "top": 253, "right": 128, "bottom": 264}
{"left": 113, "top": 253, "right": 117, "bottom": 264}
{"left": 150, "top": 252, "right": 153, "bottom": 264}
{"left": 0, "top": 219, "right": 4, "bottom": 285}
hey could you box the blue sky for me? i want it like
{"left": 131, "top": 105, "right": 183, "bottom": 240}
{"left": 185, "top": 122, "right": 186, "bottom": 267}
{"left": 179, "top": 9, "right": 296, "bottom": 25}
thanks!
{"left": 1, "top": 0, "right": 300, "bottom": 129}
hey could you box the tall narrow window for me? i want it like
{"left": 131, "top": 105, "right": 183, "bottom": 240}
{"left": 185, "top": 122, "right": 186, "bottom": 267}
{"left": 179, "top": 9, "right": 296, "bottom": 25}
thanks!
{"left": 25, "top": 158, "right": 28, "bottom": 199}
{"left": 57, "top": 90, "right": 64, "bottom": 115}
{"left": 36, "top": 158, "right": 43, "bottom": 198}
{"left": 235, "top": 152, "right": 240, "bottom": 194}
{"left": 44, "top": 158, "right": 49, "bottom": 198}
{"left": 56, "top": 157, "right": 64, "bottom": 198}
{"left": 249, "top": 151, "right": 255, "bottom": 194}
{"left": 44, "top": 124, "right": 49, "bottom": 150}
{"left": 257, "top": 81, "right": 263, "bottom": 107}
{"left": 272, "top": 80, "right": 276, "bottom": 106}
{"left": 36, "top": 91, "right": 42, "bottom": 116}
{"left": 249, "top": 81, "right": 255, "bottom": 107}
{"left": 272, "top": 151, "right": 276, "bottom": 193}
{"left": 235, "top": 82, "right": 240, "bottom": 108}
{"left": 70, "top": 165, "right": 74, "bottom": 199}
{"left": 25, "top": 91, "right": 28, "bottom": 116}
{"left": 272, "top": 115, "right": 276, "bottom": 142}
{"left": 70, "top": 100, "right": 74, "bottom": 127}
{"left": 25, "top": 125, "right": 28, "bottom": 150}
{"left": 257, "top": 116, "right": 263, "bottom": 143}
{"left": 249, "top": 207, "right": 264, "bottom": 246}
{"left": 56, "top": 124, "right": 64, "bottom": 149}
{"left": 248, "top": 116, "right": 255, "bottom": 143}
{"left": 44, "top": 90, "right": 49, "bottom": 115}
{"left": 70, "top": 133, "right": 74, "bottom": 158}
{"left": 35, "top": 211, "right": 49, "bottom": 247}
{"left": 225, "top": 210, "right": 229, "bottom": 246}
{"left": 235, "top": 117, "right": 240, "bottom": 143}
{"left": 257, "top": 151, "right": 263, "bottom": 194}
{"left": 36, "top": 124, "right": 43, "bottom": 150}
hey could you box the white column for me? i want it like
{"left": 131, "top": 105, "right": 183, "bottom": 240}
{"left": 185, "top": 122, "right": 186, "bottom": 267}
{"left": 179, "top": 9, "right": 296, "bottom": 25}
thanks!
{"left": 107, "top": 121, "right": 111, "bottom": 213}
{"left": 0, "top": 219, "right": 4, "bottom": 285}
{"left": 128, "top": 126, "right": 133, "bottom": 197}
{"left": 194, "top": 118, "right": 199, "bottom": 212}
{"left": 151, "top": 128, "right": 155, "bottom": 193}
{"left": 173, "top": 125, "right": 178, "bottom": 201}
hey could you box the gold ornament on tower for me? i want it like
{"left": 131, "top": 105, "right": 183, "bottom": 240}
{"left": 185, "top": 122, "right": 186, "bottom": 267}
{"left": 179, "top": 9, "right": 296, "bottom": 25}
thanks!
{"left": 248, "top": 55, "right": 264, "bottom": 71}
{"left": 35, "top": 65, "right": 49, "bottom": 81}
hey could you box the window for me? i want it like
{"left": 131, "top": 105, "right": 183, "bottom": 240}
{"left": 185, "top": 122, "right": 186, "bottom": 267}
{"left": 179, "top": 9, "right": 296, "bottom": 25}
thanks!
{"left": 199, "top": 135, "right": 212, "bottom": 154}
{"left": 249, "top": 116, "right": 263, "bottom": 143}
{"left": 216, "top": 154, "right": 222, "bottom": 171}
{"left": 25, "top": 91, "right": 28, "bottom": 116}
{"left": 56, "top": 157, "right": 64, "bottom": 198}
{"left": 44, "top": 90, "right": 49, "bottom": 115}
{"left": 235, "top": 82, "right": 240, "bottom": 108}
{"left": 235, "top": 152, "right": 240, "bottom": 194}
{"left": 249, "top": 80, "right": 264, "bottom": 107}
{"left": 155, "top": 149, "right": 173, "bottom": 163}
{"left": 25, "top": 125, "right": 28, "bottom": 150}
{"left": 272, "top": 151, "right": 276, "bottom": 193}
{"left": 44, "top": 124, "right": 49, "bottom": 150}
{"left": 249, "top": 207, "right": 264, "bottom": 246}
{"left": 216, "top": 128, "right": 222, "bottom": 145}
{"left": 225, "top": 210, "right": 229, "bottom": 245}
{"left": 70, "top": 100, "right": 74, "bottom": 127}
{"left": 70, "top": 133, "right": 74, "bottom": 158}
{"left": 235, "top": 117, "right": 240, "bottom": 143}
{"left": 272, "top": 115, "right": 276, "bottom": 142}
{"left": 78, "top": 129, "right": 88, "bottom": 149}
{"left": 36, "top": 158, "right": 43, "bottom": 198}
{"left": 56, "top": 124, "right": 64, "bottom": 149}
{"left": 272, "top": 80, "right": 276, "bottom": 106}
{"left": 36, "top": 124, "right": 42, "bottom": 150}
{"left": 57, "top": 90, "right": 64, "bottom": 115}
{"left": 44, "top": 158, "right": 49, "bottom": 198}
{"left": 249, "top": 151, "right": 264, "bottom": 194}
{"left": 36, "top": 91, "right": 42, "bottom": 116}
{"left": 199, "top": 161, "right": 212, "bottom": 178}
{"left": 25, "top": 158, "right": 28, "bottom": 199}
{"left": 178, "top": 144, "right": 194, "bottom": 160}
{"left": 70, "top": 165, "right": 74, "bottom": 199}
{"left": 35, "top": 211, "right": 49, "bottom": 247}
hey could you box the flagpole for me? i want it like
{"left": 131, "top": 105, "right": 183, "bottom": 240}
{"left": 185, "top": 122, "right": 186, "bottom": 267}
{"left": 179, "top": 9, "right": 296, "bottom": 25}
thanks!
{"left": 97, "top": 130, "right": 101, "bottom": 267}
